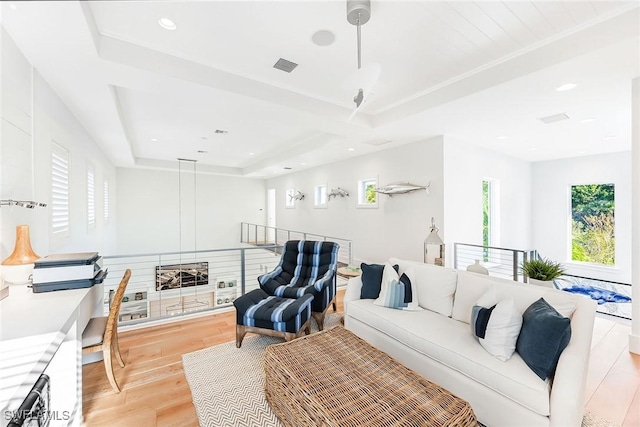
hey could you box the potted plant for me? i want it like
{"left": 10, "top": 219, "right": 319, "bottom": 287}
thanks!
{"left": 521, "top": 258, "right": 565, "bottom": 287}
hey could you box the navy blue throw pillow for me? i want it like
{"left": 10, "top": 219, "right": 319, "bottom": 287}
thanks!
{"left": 399, "top": 273, "right": 412, "bottom": 304}
{"left": 516, "top": 298, "right": 571, "bottom": 380}
{"left": 360, "top": 263, "right": 399, "bottom": 299}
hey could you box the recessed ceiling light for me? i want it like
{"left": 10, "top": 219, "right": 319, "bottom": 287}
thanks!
{"left": 197, "top": 150, "right": 208, "bottom": 154}
{"left": 580, "top": 118, "right": 596, "bottom": 123}
{"left": 8, "top": 3, "right": 17, "bottom": 10}
{"left": 555, "top": 83, "right": 577, "bottom": 92}
{"left": 283, "top": 167, "right": 292, "bottom": 170}
{"left": 300, "top": 162, "right": 306, "bottom": 166}
{"left": 151, "top": 138, "right": 158, "bottom": 142}
{"left": 158, "top": 18, "right": 177, "bottom": 31}
{"left": 497, "top": 136, "right": 508, "bottom": 140}
{"left": 348, "top": 148, "right": 355, "bottom": 151}
{"left": 311, "top": 30, "right": 336, "bottom": 46}
{"left": 578, "top": 150, "right": 587, "bottom": 154}
{"left": 201, "top": 136, "right": 208, "bottom": 140}
{"left": 249, "top": 152, "right": 255, "bottom": 156}
{"left": 604, "top": 135, "right": 616, "bottom": 140}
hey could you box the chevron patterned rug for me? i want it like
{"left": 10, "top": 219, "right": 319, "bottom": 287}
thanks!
{"left": 182, "top": 313, "right": 342, "bottom": 427}
{"left": 182, "top": 313, "right": 617, "bottom": 427}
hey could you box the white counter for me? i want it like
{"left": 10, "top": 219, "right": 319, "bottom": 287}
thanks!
{"left": 0, "top": 284, "right": 102, "bottom": 427}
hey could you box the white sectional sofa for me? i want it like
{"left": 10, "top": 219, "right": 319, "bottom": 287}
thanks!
{"left": 343, "top": 258, "right": 597, "bottom": 427}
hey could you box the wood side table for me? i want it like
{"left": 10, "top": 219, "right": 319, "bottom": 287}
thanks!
{"left": 337, "top": 266, "right": 362, "bottom": 278}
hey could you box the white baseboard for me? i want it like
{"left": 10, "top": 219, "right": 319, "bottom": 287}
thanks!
{"left": 629, "top": 333, "right": 640, "bottom": 355}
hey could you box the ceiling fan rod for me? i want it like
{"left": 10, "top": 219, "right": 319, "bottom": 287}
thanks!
{"left": 356, "top": 13, "right": 362, "bottom": 69}
{"left": 347, "top": 0, "right": 371, "bottom": 71}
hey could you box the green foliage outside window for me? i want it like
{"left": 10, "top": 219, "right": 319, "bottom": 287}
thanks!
{"left": 365, "top": 183, "right": 376, "bottom": 204}
{"left": 571, "top": 184, "right": 615, "bottom": 265}
{"left": 482, "top": 180, "right": 490, "bottom": 261}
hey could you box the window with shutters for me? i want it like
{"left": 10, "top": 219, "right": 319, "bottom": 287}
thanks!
{"left": 87, "top": 165, "right": 95, "bottom": 228}
{"left": 104, "top": 180, "right": 109, "bottom": 222}
{"left": 51, "top": 142, "right": 70, "bottom": 236}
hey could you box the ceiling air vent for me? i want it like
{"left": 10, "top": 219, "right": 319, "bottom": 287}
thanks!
{"left": 214, "top": 129, "right": 228, "bottom": 134}
{"left": 538, "top": 113, "right": 570, "bottom": 124}
{"left": 283, "top": 167, "right": 292, "bottom": 170}
{"left": 273, "top": 58, "right": 298, "bottom": 73}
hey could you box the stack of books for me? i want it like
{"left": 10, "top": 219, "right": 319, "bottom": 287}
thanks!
{"left": 32, "top": 252, "right": 107, "bottom": 293}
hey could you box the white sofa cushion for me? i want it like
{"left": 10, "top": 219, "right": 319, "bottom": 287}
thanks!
{"left": 453, "top": 271, "right": 578, "bottom": 324}
{"left": 348, "top": 298, "right": 552, "bottom": 416}
{"left": 389, "top": 258, "right": 457, "bottom": 317}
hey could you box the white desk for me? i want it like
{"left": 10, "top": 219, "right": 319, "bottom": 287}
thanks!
{"left": 0, "top": 284, "right": 102, "bottom": 427}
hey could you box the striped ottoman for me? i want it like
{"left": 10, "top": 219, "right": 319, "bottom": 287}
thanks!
{"left": 233, "top": 289, "right": 314, "bottom": 348}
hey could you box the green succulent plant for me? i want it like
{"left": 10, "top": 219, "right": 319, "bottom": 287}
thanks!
{"left": 521, "top": 258, "right": 565, "bottom": 281}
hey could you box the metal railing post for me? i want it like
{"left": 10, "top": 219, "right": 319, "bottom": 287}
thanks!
{"left": 241, "top": 249, "right": 246, "bottom": 295}
{"left": 512, "top": 250, "right": 518, "bottom": 282}
{"left": 240, "top": 222, "right": 244, "bottom": 243}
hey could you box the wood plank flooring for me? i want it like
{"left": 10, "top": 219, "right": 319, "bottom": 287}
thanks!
{"left": 82, "top": 291, "right": 640, "bottom": 426}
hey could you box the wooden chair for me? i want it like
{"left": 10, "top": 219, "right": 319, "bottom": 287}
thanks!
{"left": 82, "top": 269, "right": 131, "bottom": 393}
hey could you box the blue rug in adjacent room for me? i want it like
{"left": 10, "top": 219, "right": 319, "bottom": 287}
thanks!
{"left": 554, "top": 276, "right": 631, "bottom": 319}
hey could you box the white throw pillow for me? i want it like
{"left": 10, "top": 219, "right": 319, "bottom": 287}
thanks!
{"left": 374, "top": 264, "right": 422, "bottom": 311}
{"left": 470, "top": 290, "right": 523, "bottom": 361}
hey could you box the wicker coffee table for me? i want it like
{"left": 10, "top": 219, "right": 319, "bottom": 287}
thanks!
{"left": 264, "top": 326, "right": 477, "bottom": 427}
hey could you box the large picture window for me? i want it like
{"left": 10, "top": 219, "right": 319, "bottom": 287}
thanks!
{"left": 571, "top": 184, "right": 615, "bottom": 265}
{"left": 482, "top": 179, "right": 499, "bottom": 261}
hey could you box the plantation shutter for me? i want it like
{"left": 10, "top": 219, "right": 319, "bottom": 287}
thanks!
{"left": 87, "top": 165, "right": 95, "bottom": 228}
{"left": 51, "top": 142, "right": 70, "bottom": 235}
{"left": 104, "top": 181, "right": 109, "bottom": 222}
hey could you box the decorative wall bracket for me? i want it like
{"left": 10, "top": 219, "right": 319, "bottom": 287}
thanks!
{"left": 0, "top": 199, "right": 47, "bottom": 209}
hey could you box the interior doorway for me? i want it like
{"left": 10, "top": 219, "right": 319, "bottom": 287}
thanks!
{"left": 267, "top": 188, "right": 276, "bottom": 243}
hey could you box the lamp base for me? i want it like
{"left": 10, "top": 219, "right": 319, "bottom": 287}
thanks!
{"left": 0, "top": 282, "right": 8, "bottom": 300}
{"left": 1, "top": 264, "right": 34, "bottom": 285}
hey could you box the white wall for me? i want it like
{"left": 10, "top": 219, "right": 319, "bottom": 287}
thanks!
{"left": 266, "top": 137, "right": 445, "bottom": 264}
{"left": 1, "top": 29, "right": 116, "bottom": 260}
{"left": 532, "top": 152, "right": 631, "bottom": 283}
{"left": 115, "top": 168, "right": 266, "bottom": 254}
{"left": 443, "top": 138, "right": 533, "bottom": 264}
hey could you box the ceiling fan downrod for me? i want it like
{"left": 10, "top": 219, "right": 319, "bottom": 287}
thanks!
{"left": 347, "top": 0, "right": 371, "bottom": 108}
{"left": 347, "top": 0, "right": 371, "bottom": 70}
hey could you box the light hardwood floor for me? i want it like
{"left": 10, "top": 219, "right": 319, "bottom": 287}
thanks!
{"left": 82, "top": 290, "right": 640, "bottom": 426}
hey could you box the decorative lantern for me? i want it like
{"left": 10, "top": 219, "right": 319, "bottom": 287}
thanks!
{"left": 424, "top": 217, "right": 445, "bottom": 266}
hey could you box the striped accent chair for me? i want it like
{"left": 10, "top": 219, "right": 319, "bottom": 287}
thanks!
{"left": 259, "top": 240, "right": 340, "bottom": 330}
